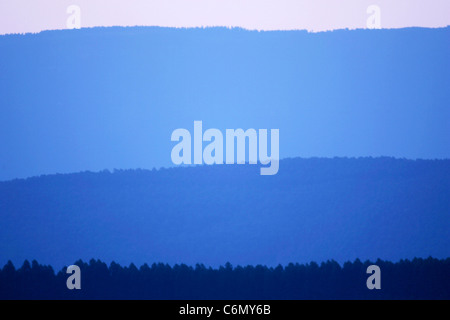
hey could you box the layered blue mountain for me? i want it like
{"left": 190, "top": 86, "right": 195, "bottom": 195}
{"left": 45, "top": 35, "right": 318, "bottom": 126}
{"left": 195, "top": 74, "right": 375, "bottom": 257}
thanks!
{"left": 0, "top": 27, "right": 449, "bottom": 269}
{"left": 0, "top": 27, "right": 449, "bottom": 180}
{"left": 0, "top": 157, "right": 449, "bottom": 268}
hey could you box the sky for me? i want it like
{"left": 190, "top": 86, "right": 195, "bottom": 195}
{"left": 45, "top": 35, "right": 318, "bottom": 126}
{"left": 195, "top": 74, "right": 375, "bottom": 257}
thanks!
{"left": 0, "top": 0, "right": 449, "bottom": 34}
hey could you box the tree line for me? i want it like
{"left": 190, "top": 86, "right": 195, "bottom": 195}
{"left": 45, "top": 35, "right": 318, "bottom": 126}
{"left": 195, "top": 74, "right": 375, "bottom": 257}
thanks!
{"left": 0, "top": 257, "right": 448, "bottom": 299}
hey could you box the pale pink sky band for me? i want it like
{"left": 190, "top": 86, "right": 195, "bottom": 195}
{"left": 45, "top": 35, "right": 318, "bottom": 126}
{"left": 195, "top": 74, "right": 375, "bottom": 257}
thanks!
{"left": 0, "top": 0, "right": 449, "bottom": 35}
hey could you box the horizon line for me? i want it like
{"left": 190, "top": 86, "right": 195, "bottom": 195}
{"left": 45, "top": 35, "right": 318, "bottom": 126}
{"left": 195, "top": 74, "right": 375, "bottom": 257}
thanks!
{"left": 3, "top": 255, "right": 447, "bottom": 272}
{"left": 2, "top": 0, "right": 450, "bottom": 35}
{"left": 1, "top": 24, "right": 450, "bottom": 37}
{"left": 2, "top": 155, "right": 449, "bottom": 183}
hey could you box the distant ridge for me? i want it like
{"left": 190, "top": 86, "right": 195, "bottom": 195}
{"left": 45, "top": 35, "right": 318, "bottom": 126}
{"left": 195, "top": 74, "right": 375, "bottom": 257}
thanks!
{"left": 1, "top": 157, "right": 449, "bottom": 269}
{"left": 2, "top": 25, "right": 450, "bottom": 37}
{"left": 1, "top": 26, "right": 449, "bottom": 180}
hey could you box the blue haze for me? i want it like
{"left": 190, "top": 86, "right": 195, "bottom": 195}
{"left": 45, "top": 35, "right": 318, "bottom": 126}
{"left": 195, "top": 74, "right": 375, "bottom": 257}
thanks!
{"left": 0, "top": 27, "right": 449, "bottom": 180}
{"left": 0, "top": 27, "right": 449, "bottom": 269}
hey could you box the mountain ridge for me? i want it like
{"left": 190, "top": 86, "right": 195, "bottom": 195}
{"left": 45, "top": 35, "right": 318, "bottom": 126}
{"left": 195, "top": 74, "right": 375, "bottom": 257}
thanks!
{"left": 1, "top": 157, "right": 448, "bottom": 269}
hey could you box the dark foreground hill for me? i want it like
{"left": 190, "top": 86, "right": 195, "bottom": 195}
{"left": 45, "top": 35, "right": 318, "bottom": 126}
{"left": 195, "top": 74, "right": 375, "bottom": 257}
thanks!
{"left": 1, "top": 257, "right": 449, "bottom": 299}
{"left": 0, "top": 157, "right": 449, "bottom": 268}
